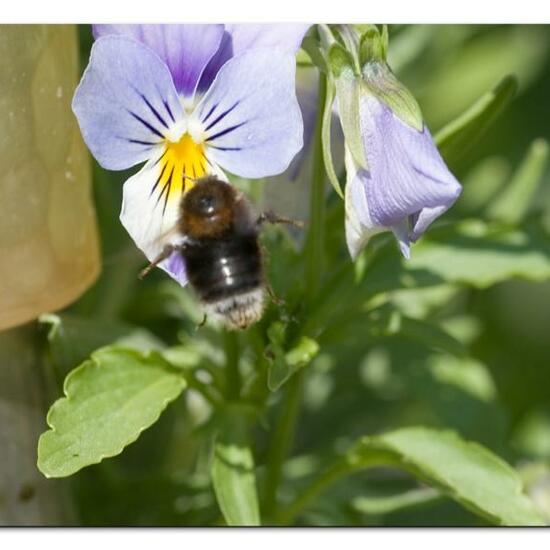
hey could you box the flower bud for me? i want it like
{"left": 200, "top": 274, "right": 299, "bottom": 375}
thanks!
{"left": 329, "top": 25, "right": 462, "bottom": 258}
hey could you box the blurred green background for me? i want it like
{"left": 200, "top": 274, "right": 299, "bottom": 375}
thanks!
{"left": 1, "top": 24, "right": 550, "bottom": 526}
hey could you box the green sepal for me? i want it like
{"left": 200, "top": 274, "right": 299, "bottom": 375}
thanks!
{"left": 296, "top": 47, "right": 314, "bottom": 68}
{"left": 301, "top": 35, "right": 328, "bottom": 74}
{"left": 359, "top": 24, "right": 388, "bottom": 65}
{"left": 327, "top": 41, "right": 357, "bottom": 78}
{"left": 321, "top": 74, "right": 344, "bottom": 198}
{"left": 362, "top": 61, "right": 424, "bottom": 132}
{"left": 329, "top": 43, "right": 367, "bottom": 169}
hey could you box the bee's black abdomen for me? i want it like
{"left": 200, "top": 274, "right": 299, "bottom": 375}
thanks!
{"left": 183, "top": 233, "right": 263, "bottom": 302}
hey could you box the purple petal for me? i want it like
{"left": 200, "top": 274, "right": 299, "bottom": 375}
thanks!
{"left": 344, "top": 149, "right": 384, "bottom": 259}
{"left": 226, "top": 23, "right": 311, "bottom": 53}
{"left": 197, "top": 23, "right": 311, "bottom": 93}
{"left": 196, "top": 48, "right": 303, "bottom": 178}
{"left": 73, "top": 36, "right": 183, "bottom": 170}
{"left": 409, "top": 204, "right": 450, "bottom": 242}
{"left": 93, "top": 24, "right": 225, "bottom": 98}
{"left": 357, "top": 96, "right": 461, "bottom": 242}
{"left": 391, "top": 220, "right": 412, "bottom": 260}
{"left": 164, "top": 251, "right": 188, "bottom": 285}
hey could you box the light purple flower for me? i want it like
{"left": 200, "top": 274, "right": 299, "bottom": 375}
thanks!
{"left": 344, "top": 92, "right": 462, "bottom": 259}
{"left": 73, "top": 24, "right": 310, "bottom": 284}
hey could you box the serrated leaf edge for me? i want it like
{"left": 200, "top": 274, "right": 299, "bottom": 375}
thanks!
{"left": 38, "top": 347, "right": 187, "bottom": 478}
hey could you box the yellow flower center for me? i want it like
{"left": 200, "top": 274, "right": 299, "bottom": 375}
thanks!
{"left": 155, "top": 133, "right": 207, "bottom": 206}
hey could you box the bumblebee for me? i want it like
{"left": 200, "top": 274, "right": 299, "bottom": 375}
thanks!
{"left": 140, "top": 175, "right": 300, "bottom": 330}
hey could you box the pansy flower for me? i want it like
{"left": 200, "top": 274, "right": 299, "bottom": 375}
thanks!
{"left": 343, "top": 94, "right": 462, "bottom": 259}
{"left": 73, "top": 24, "right": 310, "bottom": 283}
{"left": 329, "top": 26, "right": 461, "bottom": 259}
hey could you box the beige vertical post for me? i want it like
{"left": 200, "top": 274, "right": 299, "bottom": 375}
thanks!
{"left": 0, "top": 24, "right": 99, "bottom": 525}
{"left": 0, "top": 24, "right": 100, "bottom": 331}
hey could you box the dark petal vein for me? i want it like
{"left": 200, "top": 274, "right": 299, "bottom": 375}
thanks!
{"left": 201, "top": 102, "right": 219, "bottom": 124}
{"left": 140, "top": 93, "right": 169, "bottom": 129}
{"left": 163, "top": 99, "right": 176, "bottom": 123}
{"left": 150, "top": 161, "right": 168, "bottom": 197}
{"left": 152, "top": 149, "right": 168, "bottom": 168}
{"left": 206, "top": 121, "right": 246, "bottom": 143}
{"left": 126, "top": 138, "right": 157, "bottom": 146}
{"left": 204, "top": 101, "right": 240, "bottom": 132}
{"left": 128, "top": 110, "right": 165, "bottom": 139}
{"left": 208, "top": 145, "right": 242, "bottom": 151}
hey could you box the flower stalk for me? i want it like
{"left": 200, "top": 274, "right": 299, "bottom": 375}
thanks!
{"left": 224, "top": 331, "right": 241, "bottom": 401}
{"left": 264, "top": 73, "right": 329, "bottom": 521}
{"left": 277, "top": 457, "right": 356, "bottom": 525}
{"left": 305, "top": 75, "right": 328, "bottom": 306}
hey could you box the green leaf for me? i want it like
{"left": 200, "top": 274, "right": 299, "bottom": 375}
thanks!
{"left": 460, "top": 156, "right": 511, "bottom": 213}
{"left": 428, "top": 356, "right": 497, "bottom": 403}
{"left": 366, "top": 220, "right": 550, "bottom": 296}
{"left": 266, "top": 321, "right": 320, "bottom": 391}
{"left": 435, "top": 75, "right": 518, "bottom": 167}
{"left": 352, "top": 427, "right": 545, "bottom": 526}
{"left": 366, "top": 304, "right": 468, "bottom": 358}
{"left": 386, "top": 25, "right": 432, "bottom": 73}
{"left": 419, "top": 26, "right": 548, "bottom": 130}
{"left": 488, "top": 139, "right": 549, "bottom": 224}
{"left": 352, "top": 487, "right": 441, "bottom": 515}
{"left": 39, "top": 313, "right": 164, "bottom": 375}
{"left": 285, "top": 337, "right": 320, "bottom": 369}
{"left": 409, "top": 221, "right": 550, "bottom": 288}
{"left": 513, "top": 409, "right": 550, "bottom": 459}
{"left": 391, "top": 285, "right": 460, "bottom": 319}
{"left": 211, "top": 408, "right": 260, "bottom": 526}
{"left": 37, "top": 347, "right": 186, "bottom": 478}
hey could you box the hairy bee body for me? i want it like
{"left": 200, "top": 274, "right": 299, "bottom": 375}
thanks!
{"left": 183, "top": 228, "right": 266, "bottom": 330}
{"left": 178, "top": 176, "right": 266, "bottom": 330}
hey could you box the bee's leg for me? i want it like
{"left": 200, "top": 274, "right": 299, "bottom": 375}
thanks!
{"left": 266, "top": 284, "right": 285, "bottom": 307}
{"left": 196, "top": 313, "right": 208, "bottom": 330}
{"left": 266, "top": 285, "right": 300, "bottom": 324}
{"left": 139, "top": 244, "right": 178, "bottom": 279}
{"left": 257, "top": 211, "right": 305, "bottom": 229}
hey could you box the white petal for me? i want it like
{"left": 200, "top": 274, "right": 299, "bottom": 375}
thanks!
{"left": 119, "top": 157, "right": 226, "bottom": 286}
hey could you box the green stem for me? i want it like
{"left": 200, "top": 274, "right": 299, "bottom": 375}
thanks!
{"left": 264, "top": 74, "right": 329, "bottom": 521}
{"left": 263, "top": 369, "right": 305, "bottom": 519}
{"left": 186, "top": 375, "right": 223, "bottom": 407}
{"left": 278, "top": 449, "right": 403, "bottom": 525}
{"left": 223, "top": 331, "right": 240, "bottom": 400}
{"left": 305, "top": 75, "right": 328, "bottom": 307}
{"left": 277, "top": 458, "right": 356, "bottom": 525}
